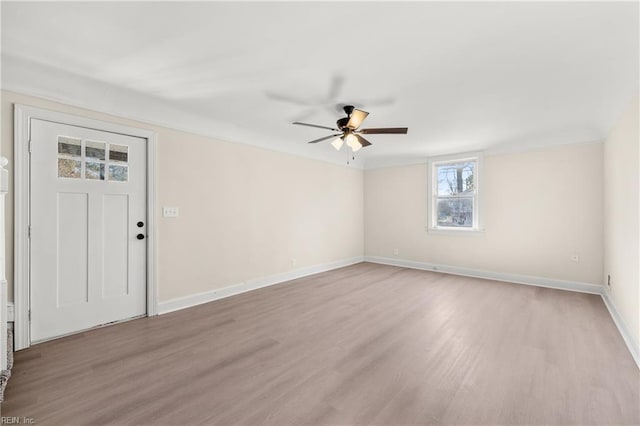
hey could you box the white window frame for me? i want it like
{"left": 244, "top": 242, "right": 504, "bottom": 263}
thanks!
{"left": 427, "top": 152, "right": 484, "bottom": 235}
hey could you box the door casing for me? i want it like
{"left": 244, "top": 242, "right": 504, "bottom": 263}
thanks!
{"left": 14, "top": 104, "right": 158, "bottom": 350}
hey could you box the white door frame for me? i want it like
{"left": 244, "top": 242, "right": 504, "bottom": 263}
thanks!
{"left": 13, "top": 104, "right": 158, "bottom": 350}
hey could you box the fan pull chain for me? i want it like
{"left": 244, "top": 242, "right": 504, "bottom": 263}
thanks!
{"left": 347, "top": 151, "right": 356, "bottom": 165}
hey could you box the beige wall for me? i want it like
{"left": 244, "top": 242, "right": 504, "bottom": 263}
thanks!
{"left": 1, "top": 90, "right": 364, "bottom": 302}
{"left": 364, "top": 142, "right": 604, "bottom": 284}
{"left": 1, "top": 89, "right": 632, "bottom": 324}
{"left": 603, "top": 96, "right": 639, "bottom": 348}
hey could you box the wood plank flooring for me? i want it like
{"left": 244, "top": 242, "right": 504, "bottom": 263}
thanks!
{"left": 3, "top": 262, "right": 639, "bottom": 425}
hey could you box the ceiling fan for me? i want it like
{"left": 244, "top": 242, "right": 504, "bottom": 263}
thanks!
{"left": 293, "top": 105, "right": 408, "bottom": 152}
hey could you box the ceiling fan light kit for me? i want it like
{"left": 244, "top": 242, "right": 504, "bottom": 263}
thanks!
{"left": 330, "top": 137, "right": 344, "bottom": 151}
{"left": 293, "top": 105, "right": 408, "bottom": 160}
{"left": 344, "top": 133, "right": 361, "bottom": 152}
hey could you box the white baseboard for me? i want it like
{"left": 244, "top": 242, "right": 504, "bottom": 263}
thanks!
{"left": 364, "top": 256, "right": 602, "bottom": 294}
{"left": 601, "top": 289, "right": 640, "bottom": 369}
{"left": 157, "top": 256, "right": 364, "bottom": 315}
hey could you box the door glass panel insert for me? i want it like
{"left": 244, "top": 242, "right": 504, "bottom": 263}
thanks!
{"left": 86, "top": 140, "right": 106, "bottom": 180}
{"left": 86, "top": 140, "right": 106, "bottom": 161}
{"left": 57, "top": 136, "right": 82, "bottom": 178}
{"left": 58, "top": 158, "right": 81, "bottom": 179}
{"left": 109, "top": 165, "right": 128, "bottom": 182}
{"left": 58, "top": 136, "right": 82, "bottom": 157}
{"left": 86, "top": 162, "right": 105, "bottom": 180}
{"left": 108, "top": 144, "right": 128, "bottom": 182}
{"left": 109, "top": 144, "right": 128, "bottom": 163}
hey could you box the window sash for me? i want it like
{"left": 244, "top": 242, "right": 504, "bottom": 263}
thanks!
{"left": 428, "top": 153, "right": 482, "bottom": 232}
{"left": 433, "top": 196, "right": 475, "bottom": 228}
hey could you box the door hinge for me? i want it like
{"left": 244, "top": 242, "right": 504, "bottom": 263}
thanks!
{"left": 28, "top": 139, "right": 32, "bottom": 153}
{"left": 28, "top": 310, "right": 31, "bottom": 321}
{"left": 28, "top": 225, "right": 31, "bottom": 239}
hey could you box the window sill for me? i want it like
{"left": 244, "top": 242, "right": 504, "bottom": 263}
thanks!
{"left": 425, "top": 227, "right": 485, "bottom": 236}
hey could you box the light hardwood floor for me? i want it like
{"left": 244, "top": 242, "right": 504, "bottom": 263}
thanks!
{"left": 3, "top": 262, "right": 639, "bottom": 425}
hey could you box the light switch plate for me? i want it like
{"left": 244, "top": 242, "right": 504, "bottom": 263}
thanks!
{"left": 163, "top": 207, "right": 179, "bottom": 217}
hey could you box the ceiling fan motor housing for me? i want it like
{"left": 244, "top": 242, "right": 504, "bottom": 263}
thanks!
{"left": 337, "top": 117, "right": 350, "bottom": 130}
{"left": 337, "top": 105, "right": 356, "bottom": 130}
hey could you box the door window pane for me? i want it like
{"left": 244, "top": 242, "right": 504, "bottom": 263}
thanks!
{"left": 58, "top": 158, "right": 81, "bottom": 178}
{"left": 109, "top": 144, "right": 128, "bottom": 163}
{"left": 86, "top": 140, "right": 106, "bottom": 160}
{"left": 58, "top": 136, "right": 82, "bottom": 157}
{"left": 56, "top": 137, "right": 131, "bottom": 182}
{"left": 109, "top": 165, "right": 128, "bottom": 182}
{"left": 85, "top": 140, "right": 106, "bottom": 180}
{"left": 58, "top": 136, "right": 82, "bottom": 179}
{"left": 86, "top": 162, "right": 105, "bottom": 180}
{"left": 108, "top": 144, "right": 128, "bottom": 182}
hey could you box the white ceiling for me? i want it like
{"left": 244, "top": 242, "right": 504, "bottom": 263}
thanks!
{"left": 2, "top": 1, "right": 638, "bottom": 168}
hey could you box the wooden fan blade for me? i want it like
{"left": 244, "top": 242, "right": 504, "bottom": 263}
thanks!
{"left": 346, "top": 109, "right": 369, "bottom": 130}
{"left": 355, "top": 134, "right": 372, "bottom": 147}
{"left": 307, "top": 134, "right": 342, "bottom": 144}
{"left": 293, "top": 122, "right": 339, "bottom": 131}
{"left": 359, "top": 127, "right": 408, "bottom": 134}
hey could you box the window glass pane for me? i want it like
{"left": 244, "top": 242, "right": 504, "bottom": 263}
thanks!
{"left": 86, "top": 162, "right": 105, "bottom": 180}
{"left": 436, "top": 198, "right": 473, "bottom": 228}
{"left": 58, "top": 158, "right": 81, "bottom": 178}
{"left": 109, "top": 144, "right": 128, "bottom": 163}
{"left": 109, "top": 164, "right": 128, "bottom": 182}
{"left": 86, "top": 140, "right": 106, "bottom": 160}
{"left": 436, "top": 161, "right": 475, "bottom": 196}
{"left": 58, "top": 136, "right": 82, "bottom": 157}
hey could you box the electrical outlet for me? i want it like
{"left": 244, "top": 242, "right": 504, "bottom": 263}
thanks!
{"left": 570, "top": 254, "right": 580, "bottom": 263}
{"left": 393, "top": 248, "right": 399, "bottom": 256}
{"left": 162, "top": 207, "right": 179, "bottom": 218}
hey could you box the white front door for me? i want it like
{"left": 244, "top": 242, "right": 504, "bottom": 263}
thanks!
{"left": 30, "top": 119, "right": 147, "bottom": 342}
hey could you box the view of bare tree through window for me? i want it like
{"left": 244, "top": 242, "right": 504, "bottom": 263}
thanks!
{"left": 435, "top": 161, "right": 475, "bottom": 227}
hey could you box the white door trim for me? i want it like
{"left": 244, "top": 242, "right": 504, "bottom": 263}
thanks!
{"left": 13, "top": 104, "right": 158, "bottom": 350}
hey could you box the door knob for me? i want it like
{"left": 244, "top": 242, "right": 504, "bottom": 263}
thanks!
{"left": 137, "top": 234, "right": 145, "bottom": 240}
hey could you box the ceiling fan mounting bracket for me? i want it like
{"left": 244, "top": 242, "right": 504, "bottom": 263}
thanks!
{"left": 343, "top": 105, "right": 355, "bottom": 116}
